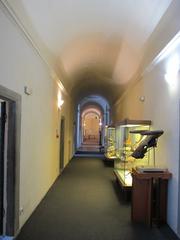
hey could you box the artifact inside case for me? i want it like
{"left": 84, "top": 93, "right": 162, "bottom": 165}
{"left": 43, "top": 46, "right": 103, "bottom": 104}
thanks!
{"left": 131, "top": 130, "right": 165, "bottom": 172}
{"left": 104, "top": 125, "right": 116, "bottom": 159}
{"left": 114, "top": 119, "right": 151, "bottom": 187}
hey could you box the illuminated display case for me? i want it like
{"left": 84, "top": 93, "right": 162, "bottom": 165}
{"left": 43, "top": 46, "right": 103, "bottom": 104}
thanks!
{"left": 104, "top": 125, "right": 116, "bottom": 160}
{"left": 114, "top": 119, "right": 151, "bottom": 189}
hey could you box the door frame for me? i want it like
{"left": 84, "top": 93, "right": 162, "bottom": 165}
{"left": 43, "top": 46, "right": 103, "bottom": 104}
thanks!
{"left": 178, "top": 100, "right": 180, "bottom": 238}
{"left": 0, "top": 101, "right": 6, "bottom": 235}
{"left": 0, "top": 85, "right": 21, "bottom": 236}
{"left": 60, "top": 116, "right": 65, "bottom": 171}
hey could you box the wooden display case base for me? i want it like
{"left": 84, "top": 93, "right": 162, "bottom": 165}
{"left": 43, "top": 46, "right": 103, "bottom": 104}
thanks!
{"left": 131, "top": 168, "right": 172, "bottom": 227}
{"left": 114, "top": 169, "right": 132, "bottom": 201}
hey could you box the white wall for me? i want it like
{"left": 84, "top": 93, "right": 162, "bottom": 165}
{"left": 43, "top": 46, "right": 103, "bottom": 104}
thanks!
{"left": 143, "top": 49, "right": 180, "bottom": 234}
{"left": 142, "top": 1, "right": 180, "bottom": 234}
{"left": 114, "top": 44, "right": 180, "bottom": 235}
{"left": 113, "top": 1, "right": 180, "bottom": 235}
{"left": 0, "top": 4, "right": 72, "bottom": 231}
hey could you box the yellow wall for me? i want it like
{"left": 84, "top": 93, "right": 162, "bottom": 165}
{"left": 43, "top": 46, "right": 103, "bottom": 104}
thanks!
{"left": 113, "top": 79, "right": 144, "bottom": 121}
{"left": 60, "top": 93, "right": 74, "bottom": 166}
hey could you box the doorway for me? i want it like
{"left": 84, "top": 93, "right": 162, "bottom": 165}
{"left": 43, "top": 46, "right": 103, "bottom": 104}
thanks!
{"left": 0, "top": 85, "right": 21, "bottom": 237}
{"left": 82, "top": 112, "right": 100, "bottom": 145}
{"left": 78, "top": 106, "right": 103, "bottom": 153}
{"left": 75, "top": 95, "right": 110, "bottom": 152}
{"left": 60, "top": 117, "right": 65, "bottom": 171}
{"left": 0, "top": 101, "right": 6, "bottom": 235}
{"left": 178, "top": 100, "right": 180, "bottom": 238}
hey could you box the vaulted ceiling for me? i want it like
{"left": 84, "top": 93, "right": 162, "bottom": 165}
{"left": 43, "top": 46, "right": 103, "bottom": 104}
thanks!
{"left": 7, "top": 0, "right": 172, "bottom": 103}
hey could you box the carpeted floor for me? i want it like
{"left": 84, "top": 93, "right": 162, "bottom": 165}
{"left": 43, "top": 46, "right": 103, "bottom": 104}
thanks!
{"left": 16, "top": 157, "right": 179, "bottom": 240}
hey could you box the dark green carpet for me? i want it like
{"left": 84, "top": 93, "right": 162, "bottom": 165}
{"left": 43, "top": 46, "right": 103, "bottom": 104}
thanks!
{"left": 16, "top": 157, "right": 179, "bottom": 240}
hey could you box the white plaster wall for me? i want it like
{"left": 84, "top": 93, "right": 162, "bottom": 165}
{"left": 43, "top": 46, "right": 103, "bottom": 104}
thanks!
{"left": 114, "top": 56, "right": 180, "bottom": 235}
{"left": 113, "top": 1, "right": 180, "bottom": 234}
{"left": 0, "top": 5, "right": 72, "bottom": 230}
{"left": 142, "top": 1, "right": 180, "bottom": 233}
{"left": 143, "top": 57, "right": 180, "bottom": 234}
{"left": 114, "top": 50, "right": 180, "bottom": 236}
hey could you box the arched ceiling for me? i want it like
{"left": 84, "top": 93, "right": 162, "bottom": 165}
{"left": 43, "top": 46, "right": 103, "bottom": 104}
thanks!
{"left": 72, "top": 69, "right": 122, "bottom": 103}
{"left": 7, "top": 0, "right": 172, "bottom": 103}
{"left": 78, "top": 95, "right": 109, "bottom": 113}
{"left": 81, "top": 104, "right": 103, "bottom": 116}
{"left": 82, "top": 108, "right": 102, "bottom": 118}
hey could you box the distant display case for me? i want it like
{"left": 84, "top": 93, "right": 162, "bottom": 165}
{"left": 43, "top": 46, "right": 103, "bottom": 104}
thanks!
{"left": 114, "top": 119, "right": 151, "bottom": 189}
{"left": 104, "top": 125, "right": 116, "bottom": 160}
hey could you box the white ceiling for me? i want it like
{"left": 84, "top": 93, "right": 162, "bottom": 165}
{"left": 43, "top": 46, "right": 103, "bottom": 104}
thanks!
{"left": 7, "top": 0, "right": 172, "bottom": 100}
{"left": 19, "top": 0, "right": 172, "bottom": 55}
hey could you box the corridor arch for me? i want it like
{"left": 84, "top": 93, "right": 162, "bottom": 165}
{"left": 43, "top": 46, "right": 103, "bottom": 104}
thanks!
{"left": 81, "top": 107, "right": 102, "bottom": 146}
{"left": 75, "top": 95, "right": 111, "bottom": 151}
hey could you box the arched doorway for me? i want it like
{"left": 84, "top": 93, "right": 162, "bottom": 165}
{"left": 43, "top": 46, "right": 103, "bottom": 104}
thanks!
{"left": 75, "top": 95, "right": 111, "bottom": 152}
{"left": 81, "top": 107, "right": 102, "bottom": 147}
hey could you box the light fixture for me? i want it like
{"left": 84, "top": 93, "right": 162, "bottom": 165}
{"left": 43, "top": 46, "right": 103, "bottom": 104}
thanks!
{"left": 154, "top": 32, "right": 180, "bottom": 65}
{"left": 149, "top": 31, "right": 180, "bottom": 91}
{"left": 58, "top": 91, "right": 64, "bottom": 109}
{"left": 164, "top": 54, "right": 179, "bottom": 89}
{"left": 99, "top": 119, "right": 102, "bottom": 126}
{"left": 144, "top": 31, "right": 180, "bottom": 75}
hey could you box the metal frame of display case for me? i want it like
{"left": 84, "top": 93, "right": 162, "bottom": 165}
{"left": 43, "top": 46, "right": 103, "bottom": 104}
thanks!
{"left": 114, "top": 119, "right": 152, "bottom": 196}
{"left": 104, "top": 124, "right": 117, "bottom": 161}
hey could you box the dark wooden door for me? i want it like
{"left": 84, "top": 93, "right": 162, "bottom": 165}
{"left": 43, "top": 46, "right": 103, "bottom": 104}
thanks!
{"left": 60, "top": 117, "right": 65, "bottom": 171}
{"left": 0, "top": 101, "right": 6, "bottom": 234}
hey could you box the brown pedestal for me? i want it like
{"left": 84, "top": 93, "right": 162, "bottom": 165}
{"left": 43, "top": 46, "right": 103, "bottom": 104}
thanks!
{"left": 131, "top": 168, "right": 172, "bottom": 227}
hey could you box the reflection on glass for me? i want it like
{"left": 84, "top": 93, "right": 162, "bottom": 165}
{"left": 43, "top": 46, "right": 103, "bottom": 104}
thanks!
{"left": 114, "top": 120, "right": 151, "bottom": 187}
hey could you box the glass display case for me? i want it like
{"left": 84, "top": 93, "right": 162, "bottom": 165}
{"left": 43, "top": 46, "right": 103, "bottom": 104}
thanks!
{"left": 104, "top": 125, "right": 116, "bottom": 160}
{"left": 114, "top": 119, "right": 151, "bottom": 188}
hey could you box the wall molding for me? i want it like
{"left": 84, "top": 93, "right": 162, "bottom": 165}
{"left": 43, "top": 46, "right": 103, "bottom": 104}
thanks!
{"left": 0, "top": 0, "right": 68, "bottom": 96}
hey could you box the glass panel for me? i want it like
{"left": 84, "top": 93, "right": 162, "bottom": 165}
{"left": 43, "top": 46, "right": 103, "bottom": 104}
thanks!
{"left": 114, "top": 122, "right": 151, "bottom": 186}
{"left": 104, "top": 126, "right": 116, "bottom": 159}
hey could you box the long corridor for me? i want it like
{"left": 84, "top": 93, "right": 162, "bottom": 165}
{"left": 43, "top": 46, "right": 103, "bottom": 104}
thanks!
{"left": 16, "top": 158, "right": 178, "bottom": 240}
